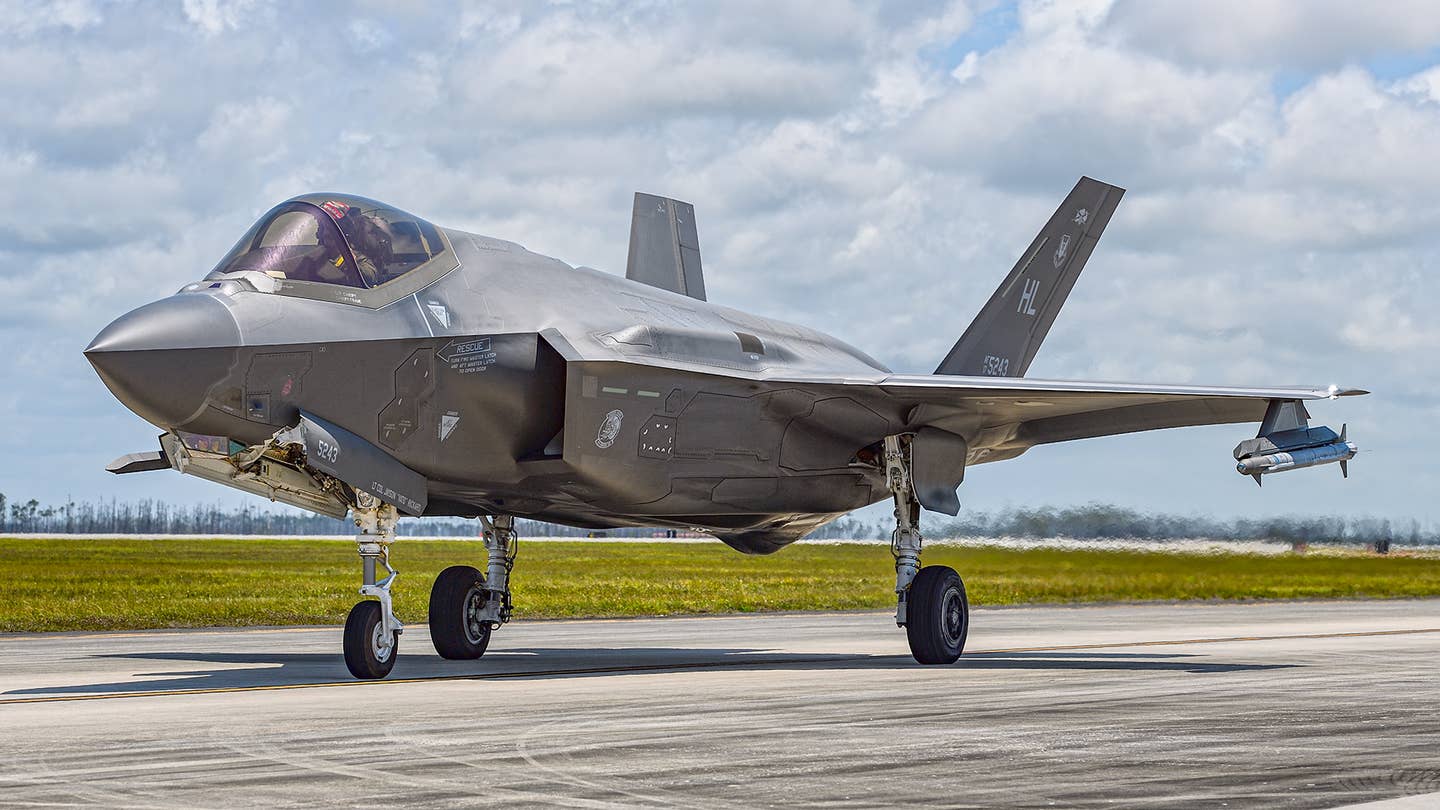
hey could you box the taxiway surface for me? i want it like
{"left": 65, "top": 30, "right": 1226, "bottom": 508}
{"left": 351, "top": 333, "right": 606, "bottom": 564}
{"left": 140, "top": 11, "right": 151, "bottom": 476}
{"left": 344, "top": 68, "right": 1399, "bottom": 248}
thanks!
{"left": 2, "top": 600, "right": 1438, "bottom": 808}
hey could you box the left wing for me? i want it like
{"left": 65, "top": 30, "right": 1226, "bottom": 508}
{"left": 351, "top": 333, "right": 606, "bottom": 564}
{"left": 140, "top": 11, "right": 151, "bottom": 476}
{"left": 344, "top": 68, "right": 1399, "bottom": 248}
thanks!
{"left": 770, "top": 372, "right": 1363, "bottom": 438}
{"left": 865, "top": 374, "right": 1366, "bottom": 454}
{"left": 762, "top": 370, "right": 1366, "bottom": 512}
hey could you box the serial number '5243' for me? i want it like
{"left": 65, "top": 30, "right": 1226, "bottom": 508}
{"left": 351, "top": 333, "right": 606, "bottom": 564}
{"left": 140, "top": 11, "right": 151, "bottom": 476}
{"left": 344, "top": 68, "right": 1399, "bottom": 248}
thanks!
{"left": 315, "top": 438, "right": 340, "bottom": 464}
{"left": 981, "top": 355, "right": 1010, "bottom": 376}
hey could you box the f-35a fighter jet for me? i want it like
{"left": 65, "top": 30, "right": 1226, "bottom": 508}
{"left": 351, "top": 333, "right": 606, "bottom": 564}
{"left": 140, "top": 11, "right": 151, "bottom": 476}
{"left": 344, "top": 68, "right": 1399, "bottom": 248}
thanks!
{"left": 87, "top": 178, "right": 1365, "bottom": 678}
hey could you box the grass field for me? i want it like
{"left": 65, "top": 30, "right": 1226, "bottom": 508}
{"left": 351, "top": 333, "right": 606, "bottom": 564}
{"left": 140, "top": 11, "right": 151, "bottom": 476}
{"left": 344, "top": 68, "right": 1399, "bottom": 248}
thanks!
{"left": 5, "top": 538, "right": 1440, "bottom": 633}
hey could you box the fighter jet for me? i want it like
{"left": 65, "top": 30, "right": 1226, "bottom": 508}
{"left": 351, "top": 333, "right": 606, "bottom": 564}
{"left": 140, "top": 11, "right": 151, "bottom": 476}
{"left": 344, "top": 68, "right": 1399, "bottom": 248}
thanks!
{"left": 86, "top": 178, "right": 1366, "bottom": 678}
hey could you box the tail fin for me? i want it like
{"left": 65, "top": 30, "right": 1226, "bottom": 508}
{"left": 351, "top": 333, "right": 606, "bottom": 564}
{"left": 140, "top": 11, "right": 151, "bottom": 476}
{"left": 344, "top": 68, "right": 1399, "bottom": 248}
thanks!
{"left": 934, "top": 177, "right": 1124, "bottom": 376}
{"left": 625, "top": 192, "right": 706, "bottom": 301}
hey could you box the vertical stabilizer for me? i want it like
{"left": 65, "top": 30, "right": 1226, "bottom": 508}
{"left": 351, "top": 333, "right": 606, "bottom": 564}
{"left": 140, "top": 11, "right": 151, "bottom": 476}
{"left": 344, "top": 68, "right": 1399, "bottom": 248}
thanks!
{"left": 934, "top": 177, "right": 1124, "bottom": 377}
{"left": 625, "top": 193, "right": 706, "bottom": 301}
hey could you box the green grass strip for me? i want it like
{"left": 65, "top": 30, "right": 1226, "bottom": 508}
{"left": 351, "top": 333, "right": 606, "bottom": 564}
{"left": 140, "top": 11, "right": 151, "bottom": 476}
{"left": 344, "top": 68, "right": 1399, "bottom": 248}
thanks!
{"left": 5, "top": 538, "right": 1440, "bottom": 633}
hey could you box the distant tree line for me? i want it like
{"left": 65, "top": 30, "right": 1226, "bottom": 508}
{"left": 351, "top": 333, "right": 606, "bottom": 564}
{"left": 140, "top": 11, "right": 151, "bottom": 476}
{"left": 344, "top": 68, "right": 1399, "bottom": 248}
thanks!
{"left": 0, "top": 492, "right": 1432, "bottom": 544}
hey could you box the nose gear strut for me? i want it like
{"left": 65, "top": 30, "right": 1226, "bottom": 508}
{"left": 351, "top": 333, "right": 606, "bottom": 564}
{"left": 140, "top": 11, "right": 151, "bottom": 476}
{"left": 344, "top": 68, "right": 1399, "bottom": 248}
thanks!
{"left": 343, "top": 492, "right": 403, "bottom": 679}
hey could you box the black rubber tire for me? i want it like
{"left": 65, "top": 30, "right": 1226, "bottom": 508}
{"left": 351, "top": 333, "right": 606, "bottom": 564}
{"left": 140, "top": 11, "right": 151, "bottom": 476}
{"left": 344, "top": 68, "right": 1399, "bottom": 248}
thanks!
{"left": 428, "top": 565, "right": 492, "bottom": 660}
{"left": 344, "top": 600, "right": 397, "bottom": 679}
{"left": 905, "top": 565, "right": 969, "bottom": 665}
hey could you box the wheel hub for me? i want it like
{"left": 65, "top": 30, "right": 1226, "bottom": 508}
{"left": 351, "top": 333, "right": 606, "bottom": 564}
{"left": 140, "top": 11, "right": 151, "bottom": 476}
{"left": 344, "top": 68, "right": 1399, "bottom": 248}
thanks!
{"left": 463, "top": 586, "right": 488, "bottom": 644}
{"left": 941, "top": 588, "right": 964, "bottom": 646}
{"left": 371, "top": 622, "right": 395, "bottom": 663}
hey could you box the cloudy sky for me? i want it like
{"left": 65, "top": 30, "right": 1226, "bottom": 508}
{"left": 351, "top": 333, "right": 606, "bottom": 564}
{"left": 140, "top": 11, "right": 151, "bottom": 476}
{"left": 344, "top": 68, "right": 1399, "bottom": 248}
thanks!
{"left": 2, "top": 0, "right": 1438, "bottom": 526}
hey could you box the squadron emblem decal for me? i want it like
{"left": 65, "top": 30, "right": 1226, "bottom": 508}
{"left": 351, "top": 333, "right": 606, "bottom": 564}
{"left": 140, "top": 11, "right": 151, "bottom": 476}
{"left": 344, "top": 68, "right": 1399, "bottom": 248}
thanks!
{"left": 595, "top": 409, "right": 624, "bottom": 449}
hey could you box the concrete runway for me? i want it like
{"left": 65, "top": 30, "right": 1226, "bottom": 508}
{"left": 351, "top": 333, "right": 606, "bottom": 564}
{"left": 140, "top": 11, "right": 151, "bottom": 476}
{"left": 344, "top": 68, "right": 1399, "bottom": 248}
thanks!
{"left": 2, "top": 600, "right": 1438, "bottom": 808}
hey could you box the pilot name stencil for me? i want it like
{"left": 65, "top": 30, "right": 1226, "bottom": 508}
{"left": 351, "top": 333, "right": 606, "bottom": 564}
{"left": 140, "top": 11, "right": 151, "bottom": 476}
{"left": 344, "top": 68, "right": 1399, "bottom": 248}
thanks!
{"left": 438, "top": 337, "right": 497, "bottom": 374}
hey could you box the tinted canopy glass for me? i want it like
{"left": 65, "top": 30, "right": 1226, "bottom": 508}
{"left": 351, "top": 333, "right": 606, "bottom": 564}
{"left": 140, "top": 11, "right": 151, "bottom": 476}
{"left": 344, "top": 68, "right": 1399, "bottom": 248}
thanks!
{"left": 318, "top": 198, "right": 447, "bottom": 286}
{"left": 210, "top": 195, "right": 447, "bottom": 289}
{"left": 210, "top": 202, "right": 365, "bottom": 287}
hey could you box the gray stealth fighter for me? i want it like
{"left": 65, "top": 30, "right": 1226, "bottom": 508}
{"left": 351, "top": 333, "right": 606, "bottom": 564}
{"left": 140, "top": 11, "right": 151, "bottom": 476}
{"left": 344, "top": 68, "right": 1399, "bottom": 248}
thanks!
{"left": 87, "top": 177, "right": 1366, "bottom": 679}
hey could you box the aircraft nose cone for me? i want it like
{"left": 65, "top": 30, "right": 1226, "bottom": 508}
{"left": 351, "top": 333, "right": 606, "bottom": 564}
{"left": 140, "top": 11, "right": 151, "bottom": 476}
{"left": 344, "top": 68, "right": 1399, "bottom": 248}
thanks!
{"left": 86, "top": 293, "right": 240, "bottom": 354}
{"left": 85, "top": 294, "right": 241, "bottom": 430}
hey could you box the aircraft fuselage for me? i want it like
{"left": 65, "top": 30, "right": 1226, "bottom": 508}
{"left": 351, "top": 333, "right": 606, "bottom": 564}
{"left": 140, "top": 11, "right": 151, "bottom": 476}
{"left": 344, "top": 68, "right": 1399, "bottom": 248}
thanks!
{"left": 88, "top": 218, "right": 896, "bottom": 552}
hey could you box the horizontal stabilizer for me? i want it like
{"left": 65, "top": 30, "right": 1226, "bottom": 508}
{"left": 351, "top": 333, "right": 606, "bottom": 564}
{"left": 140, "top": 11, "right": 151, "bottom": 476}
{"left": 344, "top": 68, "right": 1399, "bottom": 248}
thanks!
{"left": 626, "top": 192, "right": 706, "bottom": 301}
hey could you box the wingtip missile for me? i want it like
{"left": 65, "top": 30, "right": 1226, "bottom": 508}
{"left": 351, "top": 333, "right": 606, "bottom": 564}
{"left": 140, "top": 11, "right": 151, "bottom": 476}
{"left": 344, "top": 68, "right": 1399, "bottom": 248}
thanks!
{"left": 1234, "top": 423, "right": 1358, "bottom": 484}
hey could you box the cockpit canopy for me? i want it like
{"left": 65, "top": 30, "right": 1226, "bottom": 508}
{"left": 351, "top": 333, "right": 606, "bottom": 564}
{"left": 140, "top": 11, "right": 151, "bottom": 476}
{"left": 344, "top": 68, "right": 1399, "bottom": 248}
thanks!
{"left": 208, "top": 194, "right": 447, "bottom": 289}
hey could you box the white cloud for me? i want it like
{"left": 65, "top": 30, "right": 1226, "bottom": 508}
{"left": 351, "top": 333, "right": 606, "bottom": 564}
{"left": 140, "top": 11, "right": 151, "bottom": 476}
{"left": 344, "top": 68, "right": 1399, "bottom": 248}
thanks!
{"left": 181, "top": 0, "right": 268, "bottom": 36}
{"left": 196, "top": 97, "right": 293, "bottom": 163}
{"left": 0, "top": 0, "right": 101, "bottom": 36}
{"left": 447, "top": 12, "right": 863, "bottom": 127}
{"left": 905, "top": 12, "right": 1275, "bottom": 189}
{"left": 1267, "top": 68, "right": 1440, "bottom": 199}
{"left": 1104, "top": 0, "right": 1440, "bottom": 70}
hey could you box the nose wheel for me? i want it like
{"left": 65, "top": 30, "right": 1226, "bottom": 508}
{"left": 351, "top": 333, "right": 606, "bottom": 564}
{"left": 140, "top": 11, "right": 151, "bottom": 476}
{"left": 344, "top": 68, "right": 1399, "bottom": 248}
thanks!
{"left": 343, "top": 494, "right": 404, "bottom": 680}
{"left": 344, "top": 600, "right": 398, "bottom": 679}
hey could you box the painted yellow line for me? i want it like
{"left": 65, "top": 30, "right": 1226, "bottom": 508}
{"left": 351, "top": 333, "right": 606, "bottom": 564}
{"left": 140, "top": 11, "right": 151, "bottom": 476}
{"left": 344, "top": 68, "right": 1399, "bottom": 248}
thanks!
{"left": 3, "top": 626, "right": 1436, "bottom": 707}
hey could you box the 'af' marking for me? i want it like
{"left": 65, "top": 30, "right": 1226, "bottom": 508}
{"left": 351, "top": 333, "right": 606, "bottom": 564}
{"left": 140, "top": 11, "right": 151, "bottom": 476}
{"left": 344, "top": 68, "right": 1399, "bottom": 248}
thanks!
{"left": 1017, "top": 278, "right": 1040, "bottom": 316}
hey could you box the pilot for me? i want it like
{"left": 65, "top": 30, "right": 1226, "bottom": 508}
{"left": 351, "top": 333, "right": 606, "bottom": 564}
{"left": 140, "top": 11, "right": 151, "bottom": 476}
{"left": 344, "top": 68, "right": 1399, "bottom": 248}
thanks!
{"left": 294, "top": 211, "right": 354, "bottom": 285}
{"left": 337, "top": 208, "right": 390, "bottom": 286}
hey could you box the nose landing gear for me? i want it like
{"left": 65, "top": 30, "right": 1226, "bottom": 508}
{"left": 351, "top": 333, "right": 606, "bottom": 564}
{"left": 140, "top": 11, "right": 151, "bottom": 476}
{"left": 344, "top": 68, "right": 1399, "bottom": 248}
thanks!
{"left": 344, "top": 493, "right": 403, "bottom": 679}
{"left": 884, "top": 434, "right": 969, "bottom": 665}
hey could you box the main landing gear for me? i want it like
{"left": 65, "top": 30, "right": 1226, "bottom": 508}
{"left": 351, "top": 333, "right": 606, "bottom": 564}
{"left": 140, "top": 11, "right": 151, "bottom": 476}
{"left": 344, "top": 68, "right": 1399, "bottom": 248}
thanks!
{"left": 341, "top": 500, "right": 520, "bottom": 679}
{"left": 428, "top": 515, "right": 516, "bottom": 660}
{"left": 884, "top": 435, "right": 969, "bottom": 664}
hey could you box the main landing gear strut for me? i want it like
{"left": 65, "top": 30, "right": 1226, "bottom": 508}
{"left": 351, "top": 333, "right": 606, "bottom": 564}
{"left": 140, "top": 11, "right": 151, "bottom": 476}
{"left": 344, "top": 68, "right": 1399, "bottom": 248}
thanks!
{"left": 428, "top": 515, "right": 517, "bottom": 661}
{"left": 884, "top": 434, "right": 969, "bottom": 664}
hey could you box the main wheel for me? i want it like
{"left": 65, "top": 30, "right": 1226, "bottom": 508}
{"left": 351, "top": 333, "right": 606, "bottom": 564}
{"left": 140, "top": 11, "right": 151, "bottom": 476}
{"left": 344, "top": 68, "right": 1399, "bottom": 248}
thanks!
{"left": 344, "top": 600, "right": 398, "bottom": 679}
{"left": 905, "top": 565, "right": 969, "bottom": 665}
{"left": 428, "top": 565, "right": 492, "bottom": 660}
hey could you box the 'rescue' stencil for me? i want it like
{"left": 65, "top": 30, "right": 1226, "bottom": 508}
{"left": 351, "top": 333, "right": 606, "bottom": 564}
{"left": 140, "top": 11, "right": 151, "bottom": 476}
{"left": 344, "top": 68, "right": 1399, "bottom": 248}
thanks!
{"left": 438, "top": 337, "right": 497, "bottom": 374}
{"left": 595, "top": 409, "right": 624, "bottom": 449}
